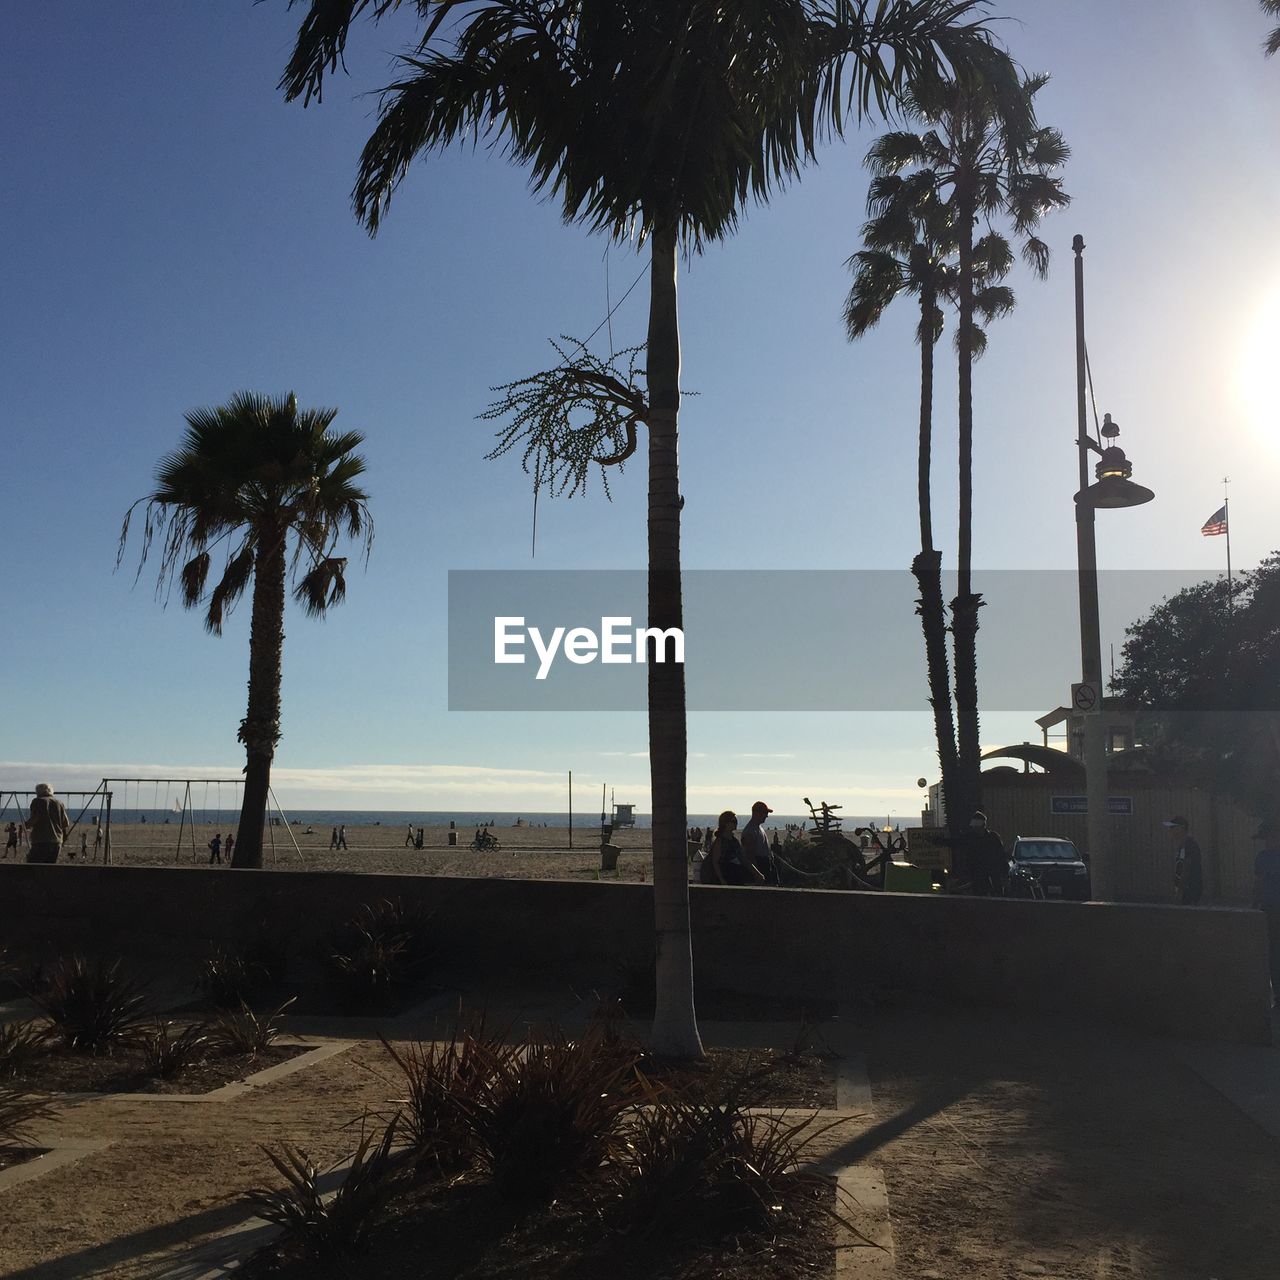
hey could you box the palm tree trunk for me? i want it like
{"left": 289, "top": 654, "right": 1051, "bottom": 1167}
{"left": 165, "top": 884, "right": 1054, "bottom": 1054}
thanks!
{"left": 952, "top": 186, "right": 982, "bottom": 825}
{"left": 913, "top": 286, "right": 959, "bottom": 829}
{"left": 232, "top": 527, "right": 286, "bottom": 868}
{"left": 645, "top": 225, "right": 703, "bottom": 1060}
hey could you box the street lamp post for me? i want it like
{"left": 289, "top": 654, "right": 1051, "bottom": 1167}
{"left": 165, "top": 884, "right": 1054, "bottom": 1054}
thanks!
{"left": 1072, "top": 235, "right": 1154, "bottom": 900}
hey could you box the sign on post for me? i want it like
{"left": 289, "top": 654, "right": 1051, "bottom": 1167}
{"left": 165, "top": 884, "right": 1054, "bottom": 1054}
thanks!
{"left": 1050, "top": 795, "right": 1133, "bottom": 816}
{"left": 1071, "top": 681, "right": 1101, "bottom": 715}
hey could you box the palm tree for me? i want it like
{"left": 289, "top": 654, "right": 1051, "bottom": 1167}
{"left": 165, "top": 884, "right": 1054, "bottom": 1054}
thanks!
{"left": 845, "top": 175, "right": 1014, "bottom": 831}
{"left": 1263, "top": 1, "right": 1280, "bottom": 56}
{"left": 278, "top": 0, "right": 1022, "bottom": 1058}
{"left": 119, "top": 392, "right": 372, "bottom": 868}
{"left": 864, "top": 73, "right": 1068, "bottom": 825}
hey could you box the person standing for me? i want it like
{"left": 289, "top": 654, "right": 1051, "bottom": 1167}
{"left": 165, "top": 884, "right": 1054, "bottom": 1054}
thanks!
{"left": 1252, "top": 820, "right": 1280, "bottom": 1008}
{"left": 741, "top": 801, "right": 778, "bottom": 886}
{"left": 25, "top": 783, "right": 70, "bottom": 864}
{"left": 329, "top": 826, "right": 339, "bottom": 850}
{"left": 337, "top": 824, "right": 348, "bottom": 850}
{"left": 405, "top": 822, "right": 416, "bottom": 847}
{"left": 1165, "top": 816, "right": 1203, "bottom": 905}
{"left": 208, "top": 833, "right": 223, "bottom": 865}
{"left": 947, "top": 811, "right": 1007, "bottom": 896}
{"left": 93, "top": 818, "right": 103, "bottom": 857}
{"left": 225, "top": 833, "right": 235, "bottom": 862}
{"left": 4, "top": 822, "right": 17, "bottom": 858}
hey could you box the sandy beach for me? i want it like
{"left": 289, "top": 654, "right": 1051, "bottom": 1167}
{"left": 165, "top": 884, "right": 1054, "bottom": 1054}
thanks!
{"left": 62, "top": 821, "right": 667, "bottom": 883}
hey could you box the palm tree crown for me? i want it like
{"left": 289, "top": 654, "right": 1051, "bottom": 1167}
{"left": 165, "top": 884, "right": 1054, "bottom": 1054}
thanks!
{"left": 123, "top": 391, "right": 372, "bottom": 629}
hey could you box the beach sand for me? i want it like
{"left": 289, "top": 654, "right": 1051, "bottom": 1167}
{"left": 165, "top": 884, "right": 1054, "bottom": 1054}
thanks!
{"left": 72, "top": 821, "right": 664, "bottom": 883}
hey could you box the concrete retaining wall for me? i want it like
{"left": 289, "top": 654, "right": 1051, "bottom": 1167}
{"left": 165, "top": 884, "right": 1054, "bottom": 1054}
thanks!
{"left": 0, "top": 866, "right": 1270, "bottom": 1045}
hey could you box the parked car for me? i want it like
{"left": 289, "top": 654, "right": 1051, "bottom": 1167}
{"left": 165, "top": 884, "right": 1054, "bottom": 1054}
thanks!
{"left": 1006, "top": 837, "right": 1091, "bottom": 901}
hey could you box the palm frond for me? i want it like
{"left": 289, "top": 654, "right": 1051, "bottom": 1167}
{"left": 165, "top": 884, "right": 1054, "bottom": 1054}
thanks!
{"left": 294, "top": 557, "right": 349, "bottom": 618}
{"left": 843, "top": 250, "right": 906, "bottom": 340}
{"left": 206, "top": 543, "right": 257, "bottom": 635}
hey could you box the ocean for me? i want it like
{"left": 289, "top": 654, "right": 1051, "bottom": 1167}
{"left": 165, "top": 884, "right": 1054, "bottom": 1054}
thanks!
{"left": 92, "top": 808, "right": 908, "bottom": 832}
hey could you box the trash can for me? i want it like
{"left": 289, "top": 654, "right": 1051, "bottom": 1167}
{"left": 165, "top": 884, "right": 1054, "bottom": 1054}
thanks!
{"left": 601, "top": 843, "right": 620, "bottom": 872}
{"left": 447, "top": 831, "right": 457, "bottom": 847}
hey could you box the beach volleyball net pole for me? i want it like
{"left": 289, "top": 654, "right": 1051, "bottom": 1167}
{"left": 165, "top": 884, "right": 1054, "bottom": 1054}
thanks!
{"left": 96, "top": 778, "right": 301, "bottom": 864}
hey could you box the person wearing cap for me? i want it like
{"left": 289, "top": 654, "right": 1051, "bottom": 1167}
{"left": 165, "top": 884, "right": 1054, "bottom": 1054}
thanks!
{"left": 25, "top": 783, "right": 70, "bottom": 865}
{"left": 1164, "top": 817, "right": 1203, "bottom": 906}
{"left": 945, "top": 810, "right": 1007, "bottom": 895}
{"left": 1251, "top": 819, "right": 1280, "bottom": 1006}
{"left": 741, "top": 801, "right": 777, "bottom": 886}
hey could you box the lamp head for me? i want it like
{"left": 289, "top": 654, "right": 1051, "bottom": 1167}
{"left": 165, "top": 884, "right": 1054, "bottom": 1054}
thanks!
{"left": 1076, "top": 413, "right": 1155, "bottom": 509}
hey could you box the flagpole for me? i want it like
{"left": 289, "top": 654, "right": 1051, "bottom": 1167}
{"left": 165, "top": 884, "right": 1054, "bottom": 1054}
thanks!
{"left": 1223, "top": 477, "right": 1232, "bottom": 595}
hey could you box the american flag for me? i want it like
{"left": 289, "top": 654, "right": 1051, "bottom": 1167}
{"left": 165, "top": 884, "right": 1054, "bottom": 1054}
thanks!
{"left": 1201, "top": 505, "right": 1228, "bottom": 537}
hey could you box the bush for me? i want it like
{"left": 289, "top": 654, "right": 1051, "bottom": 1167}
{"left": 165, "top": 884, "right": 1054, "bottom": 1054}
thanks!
{"left": 379, "top": 1009, "right": 508, "bottom": 1174}
{"left": 0, "top": 1020, "right": 51, "bottom": 1078}
{"left": 33, "top": 956, "right": 152, "bottom": 1054}
{"left": 246, "top": 1119, "right": 403, "bottom": 1263}
{"left": 196, "top": 948, "right": 269, "bottom": 1010}
{"left": 456, "top": 1025, "right": 640, "bottom": 1203}
{"left": 0, "top": 1086, "right": 53, "bottom": 1155}
{"left": 323, "top": 899, "right": 434, "bottom": 1010}
{"left": 142, "top": 1021, "right": 211, "bottom": 1079}
{"left": 609, "top": 1076, "right": 843, "bottom": 1242}
{"left": 209, "top": 999, "right": 294, "bottom": 1058}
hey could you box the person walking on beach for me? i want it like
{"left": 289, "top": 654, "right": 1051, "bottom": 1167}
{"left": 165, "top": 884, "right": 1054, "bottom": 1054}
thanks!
{"left": 208, "top": 833, "right": 222, "bottom": 865}
{"left": 329, "top": 826, "right": 339, "bottom": 850}
{"left": 405, "top": 822, "right": 416, "bottom": 847}
{"left": 25, "top": 783, "right": 70, "bottom": 864}
{"left": 741, "top": 801, "right": 778, "bottom": 885}
{"left": 337, "top": 824, "right": 348, "bottom": 850}
{"left": 1252, "top": 820, "right": 1280, "bottom": 1007}
{"left": 225, "top": 833, "right": 235, "bottom": 862}
{"left": 4, "top": 823, "right": 17, "bottom": 858}
{"left": 1165, "top": 816, "right": 1203, "bottom": 905}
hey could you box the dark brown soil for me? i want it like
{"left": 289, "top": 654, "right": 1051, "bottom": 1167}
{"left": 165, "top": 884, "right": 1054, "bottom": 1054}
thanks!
{"left": 637, "top": 1046, "right": 836, "bottom": 1109}
{"left": 242, "top": 1173, "right": 836, "bottom": 1279}
{"left": 11, "top": 1042, "right": 308, "bottom": 1095}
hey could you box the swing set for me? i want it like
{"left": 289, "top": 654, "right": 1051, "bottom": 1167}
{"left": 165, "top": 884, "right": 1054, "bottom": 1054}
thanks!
{"left": 0, "top": 778, "right": 302, "bottom": 864}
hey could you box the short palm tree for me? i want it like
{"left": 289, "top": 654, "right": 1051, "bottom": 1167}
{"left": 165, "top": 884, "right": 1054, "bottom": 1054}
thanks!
{"left": 845, "top": 174, "right": 1014, "bottom": 831}
{"left": 279, "top": 0, "right": 1021, "bottom": 1057}
{"left": 119, "top": 392, "right": 372, "bottom": 867}
{"left": 865, "top": 73, "right": 1068, "bottom": 824}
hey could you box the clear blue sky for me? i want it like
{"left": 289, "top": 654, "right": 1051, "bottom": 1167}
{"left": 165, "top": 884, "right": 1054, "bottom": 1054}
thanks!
{"left": 2, "top": 1, "right": 1277, "bottom": 815}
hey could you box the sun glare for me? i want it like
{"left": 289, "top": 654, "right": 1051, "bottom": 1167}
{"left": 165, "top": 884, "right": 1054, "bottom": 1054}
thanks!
{"left": 1236, "top": 287, "right": 1280, "bottom": 452}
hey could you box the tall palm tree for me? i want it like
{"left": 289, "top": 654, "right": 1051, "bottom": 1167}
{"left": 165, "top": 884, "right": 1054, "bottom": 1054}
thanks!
{"left": 845, "top": 175, "right": 1014, "bottom": 831}
{"left": 279, "top": 0, "right": 1022, "bottom": 1058}
{"left": 119, "top": 392, "right": 372, "bottom": 867}
{"left": 864, "top": 73, "right": 1068, "bottom": 825}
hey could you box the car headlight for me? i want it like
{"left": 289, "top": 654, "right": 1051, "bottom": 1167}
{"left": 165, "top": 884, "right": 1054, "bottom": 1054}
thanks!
{"left": 1073, "top": 867, "right": 1087, "bottom": 875}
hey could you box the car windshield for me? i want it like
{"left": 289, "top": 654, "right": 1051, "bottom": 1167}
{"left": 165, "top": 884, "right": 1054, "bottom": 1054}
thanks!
{"left": 1015, "top": 841, "right": 1079, "bottom": 861}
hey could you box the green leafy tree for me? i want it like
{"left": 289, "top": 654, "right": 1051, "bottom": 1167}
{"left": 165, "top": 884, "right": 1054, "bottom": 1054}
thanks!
{"left": 862, "top": 72, "right": 1068, "bottom": 824}
{"left": 279, "top": 0, "right": 1023, "bottom": 1058}
{"left": 845, "top": 171, "right": 1014, "bottom": 832}
{"left": 119, "top": 392, "right": 372, "bottom": 867}
{"left": 1113, "top": 555, "right": 1280, "bottom": 823}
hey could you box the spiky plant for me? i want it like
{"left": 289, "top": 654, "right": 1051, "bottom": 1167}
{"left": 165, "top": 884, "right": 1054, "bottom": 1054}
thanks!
{"left": 33, "top": 956, "right": 152, "bottom": 1055}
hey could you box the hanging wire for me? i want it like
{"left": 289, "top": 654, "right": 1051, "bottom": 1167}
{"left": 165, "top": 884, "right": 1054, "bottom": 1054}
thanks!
{"left": 1083, "top": 341, "right": 1103, "bottom": 443}
{"left": 604, "top": 246, "right": 615, "bottom": 358}
{"left": 581, "top": 261, "right": 646, "bottom": 351}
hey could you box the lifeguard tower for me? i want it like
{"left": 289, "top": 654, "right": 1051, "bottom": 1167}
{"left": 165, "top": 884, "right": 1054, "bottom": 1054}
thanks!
{"left": 612, "top": 802, "right": 636, "bottom": 829}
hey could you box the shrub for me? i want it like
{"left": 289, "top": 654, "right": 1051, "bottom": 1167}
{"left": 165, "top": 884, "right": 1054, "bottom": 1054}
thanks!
{"left": 33, "top": 956, "right": 151, "bottom": 1054}
{"left": 456, "top": 1026, "right": 640, "bottom": 1203}
{"left": 242, "top": 932, "right": 289, "bottom": 985}
{"left": 142, "top": 1021, "right": 211, "bottom": 1079}
{"left": 246, "top": 1118, "right": 403, "bottom": 1263}
{"left": 323, "top": 899, "right": 434, "bottom": 1010}
{"left": 609, "top": 1073, "right": 848, "bottom": 1243}
{"left": 209, "top": 999, "right": 294, "bottom": 1058}
{"left": 379, "top": 1009, "right": 508, "bottom": 1174}
{"left": 0, "top": 1086, "right": 53, "bottom": 1155}
{"left": 0, "top": 1020, "right": 51, "bottom": 1078}
{"left": 196, "top": 948, "right": 269, "bottom": 1010}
